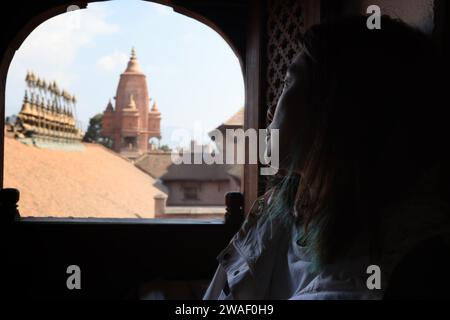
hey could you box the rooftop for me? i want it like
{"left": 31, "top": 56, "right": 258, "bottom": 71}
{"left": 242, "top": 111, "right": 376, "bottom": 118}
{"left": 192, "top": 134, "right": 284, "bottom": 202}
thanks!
{"left": 211, "top": 107, "right": 244, "bottom": 135}
{"left": 222, "top": 107, "right": 244, "bottom": 126}
{"left": 3, "top": 135, "right": 165, "bottom": 218}
{"left": 135, "top": 150, "right": 243, "bottom": 182}
{"left": 161, "top": 161, "right": 241, "bottom": 182}
{"left": 135, "top": 151, "right": 173, "bottom": 179}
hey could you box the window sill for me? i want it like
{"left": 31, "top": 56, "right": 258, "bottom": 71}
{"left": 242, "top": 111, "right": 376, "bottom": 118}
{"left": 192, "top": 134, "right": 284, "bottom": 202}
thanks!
{"left": 17, "top": 217, "right": 226, "bottom": 225}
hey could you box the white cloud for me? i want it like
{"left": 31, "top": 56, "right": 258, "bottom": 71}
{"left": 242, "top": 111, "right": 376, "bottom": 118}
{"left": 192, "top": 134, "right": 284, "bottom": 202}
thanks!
{"left": 96, "top": 51, "right": 128, "bottom": 72}
{"left": 6, "top": 4, "right": 120, "bottom": 123}
{"left": 12, "top": 5, "right": 120, "bottom": 86}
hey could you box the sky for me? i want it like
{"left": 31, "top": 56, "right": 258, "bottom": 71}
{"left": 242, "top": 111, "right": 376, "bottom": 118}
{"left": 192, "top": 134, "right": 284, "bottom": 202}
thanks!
{"left": 5, "top": 0, "right": 244, "bottom": 148}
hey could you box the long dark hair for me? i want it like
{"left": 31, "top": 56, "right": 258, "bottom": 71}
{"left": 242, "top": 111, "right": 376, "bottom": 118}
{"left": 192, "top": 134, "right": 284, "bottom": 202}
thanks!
{"left": 265, "top": 15, "right": 447, "bottom": 269}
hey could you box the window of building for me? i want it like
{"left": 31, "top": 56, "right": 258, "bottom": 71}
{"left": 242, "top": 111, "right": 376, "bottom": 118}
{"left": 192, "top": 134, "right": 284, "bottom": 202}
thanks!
{"left": 3, "top": 0, "right": 244, "bottom": 221}
{"left": 183, "top": 186, "right": 199, "bottom": 201}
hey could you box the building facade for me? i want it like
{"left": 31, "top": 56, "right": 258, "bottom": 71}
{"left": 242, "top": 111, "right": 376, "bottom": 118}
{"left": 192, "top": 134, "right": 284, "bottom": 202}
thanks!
{"left": 101, "top": 48, "right": 161, "bottom": 158}
{"left": 135, "top": 108, "right": 244, "bottom": 209}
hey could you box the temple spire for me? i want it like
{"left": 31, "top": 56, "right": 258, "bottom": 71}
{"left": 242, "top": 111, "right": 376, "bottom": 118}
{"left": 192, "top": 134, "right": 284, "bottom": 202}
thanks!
{"left": 105, "top": 99, "right": 114, "bottom": 112}
{"left": 151, "top": 101, "right": 159, "bottom": 112}
{"left": 124, "top": 94, "right": 137, "bottom": 110}
{"left": 125, "top": 46, "right": 142, "bottom": 73}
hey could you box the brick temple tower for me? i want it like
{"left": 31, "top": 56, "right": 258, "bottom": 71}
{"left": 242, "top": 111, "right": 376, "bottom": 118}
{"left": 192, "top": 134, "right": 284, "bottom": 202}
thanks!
{"left": 101, "top": 48, "right": 161, "bottom": 158}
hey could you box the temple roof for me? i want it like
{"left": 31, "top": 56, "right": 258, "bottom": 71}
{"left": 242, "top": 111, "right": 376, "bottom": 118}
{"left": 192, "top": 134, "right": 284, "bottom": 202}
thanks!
{"left": 123, "top": 94, "right": 137, "bottom": 111}
{"left": 105, "top": 99, "right": 114, "bottom": 112}
{"left": 150, "top": 101, "right": 159, "bottom": 112}
{"left": 124, "top": 47, "right": 142, "bottom": 73}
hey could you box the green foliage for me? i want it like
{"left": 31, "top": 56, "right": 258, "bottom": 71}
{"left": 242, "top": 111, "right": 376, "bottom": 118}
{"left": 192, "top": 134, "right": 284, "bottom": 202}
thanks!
{"left": 159, "top": 144, "right": 171, "bottom": 152}
{"left": 83, "top": 113, "right": 113, "bottom": 149}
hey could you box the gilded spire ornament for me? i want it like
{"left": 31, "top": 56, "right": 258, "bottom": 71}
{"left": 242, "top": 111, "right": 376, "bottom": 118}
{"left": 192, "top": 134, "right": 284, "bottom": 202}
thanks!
{"left": 15, "top": 71, "right": 84, "bottom": 145}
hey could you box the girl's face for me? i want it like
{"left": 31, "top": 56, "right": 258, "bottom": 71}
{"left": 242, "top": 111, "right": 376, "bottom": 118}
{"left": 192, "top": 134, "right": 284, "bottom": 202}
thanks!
{"left": 265, "top": 51, "right": 312, "bottom": 170}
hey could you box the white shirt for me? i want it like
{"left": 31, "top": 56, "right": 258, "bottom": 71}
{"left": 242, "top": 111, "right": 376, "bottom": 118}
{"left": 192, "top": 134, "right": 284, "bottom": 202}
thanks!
{"left": 203, "top": 195, "right": 450, "bottom": 300}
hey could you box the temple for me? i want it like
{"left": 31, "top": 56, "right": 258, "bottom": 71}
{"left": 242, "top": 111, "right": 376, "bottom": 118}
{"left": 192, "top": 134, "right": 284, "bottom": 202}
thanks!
{"left": 101, "top": 48, "right": 161, "bottom": 159}
{"left": 13, "top": 71, "right": 83, "bottom": 150}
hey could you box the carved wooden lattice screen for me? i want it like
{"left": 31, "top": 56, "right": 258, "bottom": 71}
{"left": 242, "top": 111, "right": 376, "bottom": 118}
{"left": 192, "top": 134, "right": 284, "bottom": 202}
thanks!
{"left": 266, "top": 0, "right": 306, "bottom": 125}
{"left": 260, "top": 0, "right": 308, "bottom": 195}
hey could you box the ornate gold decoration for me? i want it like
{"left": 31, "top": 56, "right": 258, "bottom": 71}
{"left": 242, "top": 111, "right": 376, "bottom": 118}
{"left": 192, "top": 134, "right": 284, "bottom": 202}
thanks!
{"left": 15, "top": 71, "right": 84, "bottom": 143}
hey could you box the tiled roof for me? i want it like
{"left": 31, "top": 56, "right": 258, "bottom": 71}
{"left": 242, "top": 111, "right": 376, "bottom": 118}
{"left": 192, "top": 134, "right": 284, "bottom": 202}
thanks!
{"left": 135, "top": 151, "right": 173, "bottom": 179}
{"left": 3, "top": 136, "right": 165, "bottom": 218}
{"left": 135, "top": 152, "right": 242, "bottom": 182}
{"left": 223, "top": 107, "right": 244, "bottom": 126}
{"left": 213, "top": 107, "right": 244, "bottom": 135}
{"left": 161, "top": 162, "right": 232, "bottom": 181}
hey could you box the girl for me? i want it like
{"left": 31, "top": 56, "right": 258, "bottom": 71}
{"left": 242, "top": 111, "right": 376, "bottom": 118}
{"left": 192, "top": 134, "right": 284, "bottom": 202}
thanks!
{"left": 204, "top": 15, "right": 450, "bottom": 300}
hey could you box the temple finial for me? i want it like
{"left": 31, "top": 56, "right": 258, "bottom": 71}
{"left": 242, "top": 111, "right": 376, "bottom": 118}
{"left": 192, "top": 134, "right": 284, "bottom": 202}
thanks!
{"left": 125, "top": 47, "right": 141, "bottom": 73}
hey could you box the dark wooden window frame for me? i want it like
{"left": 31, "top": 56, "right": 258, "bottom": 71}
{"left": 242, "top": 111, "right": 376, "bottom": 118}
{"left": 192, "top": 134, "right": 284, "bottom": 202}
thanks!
{"left": 0, "top": 0, "right": 257, "bottom": 225}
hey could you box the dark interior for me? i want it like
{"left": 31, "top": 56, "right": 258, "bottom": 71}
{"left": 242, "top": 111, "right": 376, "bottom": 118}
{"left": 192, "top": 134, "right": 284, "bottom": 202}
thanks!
{"left": 1, "top": 0, "right": 449, "bottom": 299}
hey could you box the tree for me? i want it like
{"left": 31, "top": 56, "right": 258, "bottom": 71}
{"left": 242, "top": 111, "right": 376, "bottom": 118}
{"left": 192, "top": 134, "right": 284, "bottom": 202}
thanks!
{"left": 83, "top": 113, "right": 112, "bottom": 149}
{"left": 160, "top": 144, "right": 171, "bottom": 152}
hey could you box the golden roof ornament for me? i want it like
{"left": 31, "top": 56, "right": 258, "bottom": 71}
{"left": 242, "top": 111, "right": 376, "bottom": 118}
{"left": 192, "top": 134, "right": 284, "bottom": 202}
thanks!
{"left": 53, "top": 81, "right": 59, "bottom": 94}
{"left": 45, "top": 100, "right": 53, "bottom": 121}
{"left": 125, "top": 47, "right": 142, "bottom": 73}
{"left": 29, "top": 100, "right": 37, "bottom": 117}
{"left": 151, "top": 101, "right": 159, "bottom": 112}
{"left": 39, "top": 98, "right": 46, "bottom": 116}
{"left": 18, "top": 70, "right": 83, "bottom": 143}
{"left": 20, "top": 91, "right": 31, "bottom": 115}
